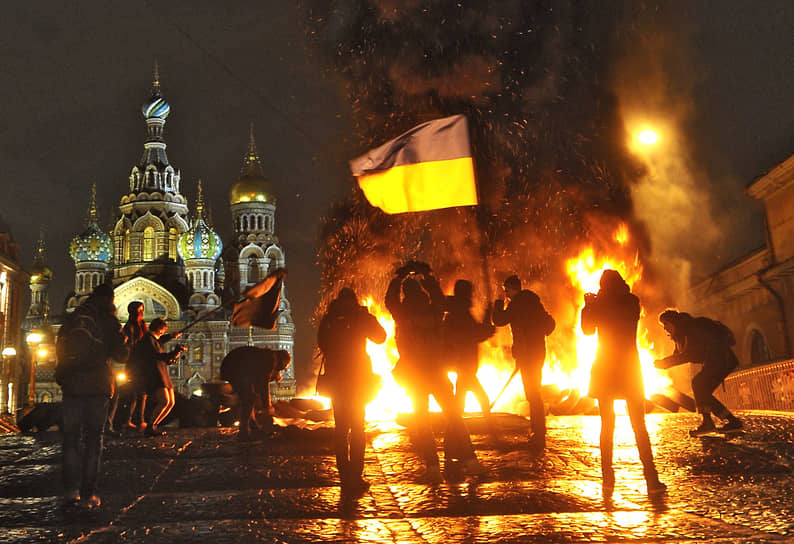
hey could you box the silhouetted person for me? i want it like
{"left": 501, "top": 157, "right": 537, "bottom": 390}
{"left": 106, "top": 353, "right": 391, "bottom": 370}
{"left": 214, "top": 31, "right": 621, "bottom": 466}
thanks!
{"left": 492, "top": 274, "right": 555, "bottom": 451}
{"left": 582, "top": 269, "right": 665, "bottom": 496}
{"left": 221, "top": 346, "right": 291, "bottom": 441}
{"left": 122, "top": 301, "right": 149, "bottom": 432}
{"left": 444, "top": 279, "right": 495, "bottom": 415}
{"left": 318, "top": 287, "right": 386, "bottom": 495}
{"left": 55, "top": 283, "right": 128, "bottom": 510}
{"left": 134, "top": 318, "right": 185, "bottom": 436}
{"left": 386, "top": 261, "right": 485, "bottom": 483}
{"left": 655, "top": 310, "right": 742, "bottom": 435}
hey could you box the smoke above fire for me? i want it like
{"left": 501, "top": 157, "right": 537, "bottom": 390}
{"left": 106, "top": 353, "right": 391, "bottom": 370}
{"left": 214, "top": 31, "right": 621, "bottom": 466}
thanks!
{"left": 300, "top": 1, "right": 700, "bottom": 395}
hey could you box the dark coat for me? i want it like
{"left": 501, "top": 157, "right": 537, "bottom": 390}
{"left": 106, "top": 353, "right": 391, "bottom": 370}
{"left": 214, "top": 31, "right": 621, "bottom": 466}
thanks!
{"left": 55, "top": 298, "right": 128, "bottom": 397}
{"left": 581, "top": 289, "right": 643, "bottom": 400}
{"left": 220, "top": 346, "right": 288, "bottom": 393}
{"left": 132, "top": 332, "right": 182, "bottom": 392}
{"left": 122, "top": 320, "right": 148, "bottom": 391}
{"left": 443, "top": 299, "right": 494, "bottom": 374}
{"left": 385, "top": 274, "right": 446, "bottom": 384}
{"left": 658, "top": 316, "right": 739, "bottom": 373}
{"left": 492, "top": 289, "right": 555, "bottom": 365}
{"left": 317, "top": 300, "right": 386, "bottom": 398}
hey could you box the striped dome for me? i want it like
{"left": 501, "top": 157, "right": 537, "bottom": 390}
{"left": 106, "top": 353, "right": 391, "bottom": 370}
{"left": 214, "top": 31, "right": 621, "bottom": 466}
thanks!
{"left": 142, "top": 96, "right": 171, "bottom": 119}
{"left": 70, "top": 223, "right": 113, "bottom": 264}
{"left": 178, "top": 219, "right": 222, "bottom": 261}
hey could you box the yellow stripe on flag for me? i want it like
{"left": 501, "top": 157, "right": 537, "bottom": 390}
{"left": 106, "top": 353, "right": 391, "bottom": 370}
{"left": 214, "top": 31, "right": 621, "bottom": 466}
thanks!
{"left": 357, "top": 157, "right": 477, "bottom": 214}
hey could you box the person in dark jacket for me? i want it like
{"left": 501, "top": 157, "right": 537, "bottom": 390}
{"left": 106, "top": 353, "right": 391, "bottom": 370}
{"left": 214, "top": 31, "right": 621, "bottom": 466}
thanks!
{"left": 443, "top": 279, "right": 495, "bottom": 415}
{"left": 655, "top": 310, "right": 742, "bottom": 435}
{"left": 385, "top": 261, "right": 485, "bottom": 483}
{"left": 220, "top": 346, "right": 291, "bottom": 441}
{"left": 582, "top": 269, "right": 665, "bottom": 496}
{"left": 492, "top": 274, "right": 555, "bottom": 451}
{"left": 55, "top": 283, "right": 128, "bottom": 510}
{"left": 121, "top": 301, "right": 149, "bottom": 432}
{"left": 318, "top": 287, "right": 386, "bottom": 495}
{"left": 134, "top": 318, "right": 185, "bottom": 436}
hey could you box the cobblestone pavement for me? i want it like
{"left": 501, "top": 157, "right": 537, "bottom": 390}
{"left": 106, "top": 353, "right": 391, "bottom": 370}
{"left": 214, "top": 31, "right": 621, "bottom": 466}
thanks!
{"left": 2, "top": 410, "right": 794, "bottom": 543}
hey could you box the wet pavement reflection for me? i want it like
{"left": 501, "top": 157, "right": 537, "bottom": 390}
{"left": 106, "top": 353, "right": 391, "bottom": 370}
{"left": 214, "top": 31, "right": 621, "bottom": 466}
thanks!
{"left": 1, "top": 411, "right": 794, "bottom": 542}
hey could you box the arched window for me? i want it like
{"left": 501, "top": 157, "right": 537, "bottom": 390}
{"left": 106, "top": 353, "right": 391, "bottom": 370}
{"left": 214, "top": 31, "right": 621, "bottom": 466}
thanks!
{"left": 169, "top": 228, "right": 177, "bottom": 261}
{"left": 123, "top": 230, "right": 130, "bottom": 262}
{"left": 192, "top": 344, "right": 203, "bottom": 363}
{"left": 242, "top": 216, "right": 248, "bottom": 231}
{"left": 750, "top": 330, "right": 772, "bottom": 365}
{"left": 143, "top": 227, "right": 155, "bottom": 261}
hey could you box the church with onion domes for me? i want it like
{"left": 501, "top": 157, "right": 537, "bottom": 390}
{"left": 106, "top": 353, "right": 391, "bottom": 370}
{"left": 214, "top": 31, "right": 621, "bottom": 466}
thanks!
{"left": 53, "top": 66, "right": 296, "bottom": 401}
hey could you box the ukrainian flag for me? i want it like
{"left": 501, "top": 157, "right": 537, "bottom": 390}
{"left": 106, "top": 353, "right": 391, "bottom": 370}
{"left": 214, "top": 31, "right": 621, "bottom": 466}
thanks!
{"left": 350, "top": 115, "right": 478, "bottom": 214}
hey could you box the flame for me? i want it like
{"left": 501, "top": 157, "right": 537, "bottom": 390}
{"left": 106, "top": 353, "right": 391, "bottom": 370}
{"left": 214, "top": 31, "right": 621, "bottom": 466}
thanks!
{"left": 315, "top": 223, "right": 671, "bottom": 420}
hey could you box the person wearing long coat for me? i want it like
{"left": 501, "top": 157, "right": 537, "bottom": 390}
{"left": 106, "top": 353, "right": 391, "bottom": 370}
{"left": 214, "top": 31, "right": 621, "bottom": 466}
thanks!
{"left": 318, "top": 287, "right": 386, "bottom": 495}
{"left": 581, "top": 269, "right": 665, "bottom": 497}
{"left": 121, "top": 301, "right": 149, "bottom": 432}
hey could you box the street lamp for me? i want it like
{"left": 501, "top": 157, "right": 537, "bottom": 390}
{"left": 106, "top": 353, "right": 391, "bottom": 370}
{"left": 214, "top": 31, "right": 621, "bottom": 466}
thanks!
{"left": 25, "top": 332, "right": 42, "bottom": 407}
{"left": 637, "top": 129, "right": 659, "bottom": 146}
{"left": 1, "top": 347, "right": 15, "bottom": 414}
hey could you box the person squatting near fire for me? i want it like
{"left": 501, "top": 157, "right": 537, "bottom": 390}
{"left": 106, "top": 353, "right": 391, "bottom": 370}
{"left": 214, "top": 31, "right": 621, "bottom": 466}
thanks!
{"left": 443, "top": 279, "right": 495, "bottom": 415}
{"left": 317, "top": 287, "right": 386, "bottom": 495}
{"left": 120, "top": 301, "right": 149, "bottom": 433}
{"left": 55, "top": 283, "right": 128, "bottom": 510}
{"left": 131, "top": 317, "right": 186, "bottom": 436}
{"left": 492, "top": 274, "right": 555, "bottom": 452}
{"left": 654, "top": 310, "right": 742, "bottom": 436}
{"left": 582, "top": 269, "right": 666, "bottom": 496}
{"left": 385, "top": 261, "right": 486, "bottom": 483}
{"left": 220, "top": 346, "right": 292, "bottom": 442}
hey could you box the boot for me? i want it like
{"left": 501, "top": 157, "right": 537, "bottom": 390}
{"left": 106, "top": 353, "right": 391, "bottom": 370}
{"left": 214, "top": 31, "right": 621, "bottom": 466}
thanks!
{"left": 689, "top": 415, "right": 716, "bottom": 437}
{"left": 643, "top": 465, "right": 666, "bottom": 496}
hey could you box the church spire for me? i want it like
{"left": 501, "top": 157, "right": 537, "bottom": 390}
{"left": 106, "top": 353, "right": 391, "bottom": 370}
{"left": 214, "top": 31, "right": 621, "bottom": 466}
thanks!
{"left": 195, "top": 179, "right": 205, "bottom": 220}
{"left": 152, "top": 59, "right": 161, "bottom": 96}
{"left": 33, "top": 226, "right": 47, "bottom": 266}
{"left": 242, "top": 123, "right": 264, "bottom": 175}
{"left": 87, "top": 183, "right": 99, "bottom": 225}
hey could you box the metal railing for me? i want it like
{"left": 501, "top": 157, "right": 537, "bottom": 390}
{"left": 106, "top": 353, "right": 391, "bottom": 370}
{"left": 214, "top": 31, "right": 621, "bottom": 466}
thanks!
{"left": 717, "top": 359, "right": 794, "bottom": 411}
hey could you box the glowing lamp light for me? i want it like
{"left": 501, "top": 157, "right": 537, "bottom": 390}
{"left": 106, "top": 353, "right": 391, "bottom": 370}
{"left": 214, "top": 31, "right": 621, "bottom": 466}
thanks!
{"left": 637, "top": 129, "right": 659, "bottom": 146}
{"left": 2, "top": 347, "right": 16, "bottom": 357}
{"left": 116, "top": 372, "right": 127, "bottom": 382}
{"left": 26, "top": 333, "right": 42, "bottom": 345}
{"left": 193, "top": 389, "right": 203, "bottom": 397}
{"left": 37, "top": 348, "right": 47, "bottom": 358}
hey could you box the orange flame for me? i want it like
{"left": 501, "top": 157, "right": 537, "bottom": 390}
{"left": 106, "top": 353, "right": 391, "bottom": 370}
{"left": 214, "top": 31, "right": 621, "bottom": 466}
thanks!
{"left": 315, "top": 223, "right": 671, "bottom": 420}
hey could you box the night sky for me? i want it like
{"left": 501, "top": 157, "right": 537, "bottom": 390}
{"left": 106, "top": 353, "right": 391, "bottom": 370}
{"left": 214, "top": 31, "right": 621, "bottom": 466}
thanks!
{"left": 0, "top": 2, "right": 791, "bottom": 384}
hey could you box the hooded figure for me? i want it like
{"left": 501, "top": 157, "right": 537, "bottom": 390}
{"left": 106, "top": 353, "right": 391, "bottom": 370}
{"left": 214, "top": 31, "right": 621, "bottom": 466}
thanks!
{"left": 581, "top": 269, "right": 665, "bottom": 497}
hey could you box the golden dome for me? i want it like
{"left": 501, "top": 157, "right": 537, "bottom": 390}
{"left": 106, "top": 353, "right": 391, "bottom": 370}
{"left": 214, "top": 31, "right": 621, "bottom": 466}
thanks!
{"left": 229, "top": 125, "right": 276, "bottom": 205}
{"left": 229, "top": 175, "right": 276, "bottom": 205}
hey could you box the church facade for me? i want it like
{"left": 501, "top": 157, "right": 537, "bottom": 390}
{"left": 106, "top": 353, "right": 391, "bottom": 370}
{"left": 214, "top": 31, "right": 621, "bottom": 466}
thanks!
{"left": 49, "top": 69, "right": 296, "bottom": 400}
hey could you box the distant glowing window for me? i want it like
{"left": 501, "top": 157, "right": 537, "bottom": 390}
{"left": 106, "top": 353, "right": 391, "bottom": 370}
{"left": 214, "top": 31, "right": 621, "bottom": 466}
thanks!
{"left": 123, "top": 230, "right": 130, "bottom": 261}
{"left": 169, "top": 228, "right": 177, "bottom": 261}
{"left": 143, "top": 227, "right": 155, "bottom": 261}
{"left": 193, "top": 345, "right": 203, "bottom": 362}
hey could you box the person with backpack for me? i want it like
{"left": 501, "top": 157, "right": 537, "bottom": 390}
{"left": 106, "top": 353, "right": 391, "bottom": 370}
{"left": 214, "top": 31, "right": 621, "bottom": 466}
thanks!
{"left": 55, "top": 283, "right": 128, "bottom": 510}
{"left": 443, "top": 279, "right": 495, "bottom": 415}
{"left": 317, "top": 287, "right": 386, "bottom": 495}
{"left": 654, "top": 309, "right": 742, "bottom": 436}
{"left": 492, "top": 274, "right": 555, "bottom": 452}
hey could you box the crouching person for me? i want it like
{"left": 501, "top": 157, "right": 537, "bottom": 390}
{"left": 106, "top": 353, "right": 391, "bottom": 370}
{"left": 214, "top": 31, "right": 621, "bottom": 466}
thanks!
{"left": 221, "top": 346, "right": 291, "bottom": 441}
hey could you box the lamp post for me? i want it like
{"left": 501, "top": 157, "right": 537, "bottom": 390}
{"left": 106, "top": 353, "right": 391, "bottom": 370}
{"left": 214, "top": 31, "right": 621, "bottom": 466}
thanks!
{"left": 1, "top": 347, "right": 15, "bottom": 414}
{"left": 25, "top": 332, "right": 42, "bottom": 407}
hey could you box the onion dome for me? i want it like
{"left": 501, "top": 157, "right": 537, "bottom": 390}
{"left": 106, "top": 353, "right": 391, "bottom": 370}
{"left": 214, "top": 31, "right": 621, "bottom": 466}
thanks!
{"left": 178, "top": 180, "right": 223, "bottom": 260}
{"left": 229, "top": 125, "right": 276, "bottom": 205}
{"left": 70, "top": 186, "right": 113, "bottom": 264}
{"left": 141, "top": 62, "right": 171, "bottom": 119}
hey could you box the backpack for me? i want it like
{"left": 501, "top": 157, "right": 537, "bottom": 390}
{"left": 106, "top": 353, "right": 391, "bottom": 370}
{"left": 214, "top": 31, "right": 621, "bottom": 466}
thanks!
{"left": 54, "top": 310, "right": 102, "bottom": 385}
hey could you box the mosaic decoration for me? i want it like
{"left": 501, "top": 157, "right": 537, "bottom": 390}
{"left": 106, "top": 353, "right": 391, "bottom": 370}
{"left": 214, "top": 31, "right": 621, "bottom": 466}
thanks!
{"left": 70, "top": 222, "right": 113, "bottom": 263}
